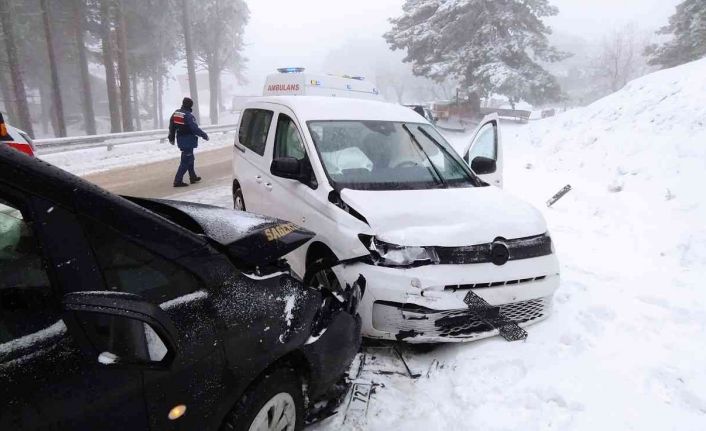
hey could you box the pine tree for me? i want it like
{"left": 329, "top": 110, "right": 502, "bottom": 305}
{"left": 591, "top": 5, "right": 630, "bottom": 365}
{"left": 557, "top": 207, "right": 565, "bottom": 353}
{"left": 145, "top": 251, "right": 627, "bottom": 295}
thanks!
{"left": 192, "top": 0, "right": 249, "bottom": 124}
{"left": 41, "top": 0, "right": 67, "bottom": 137}
{"left": 114, "top": 0, "right": 133, "bottom": 132}
{"left": 99, "top": 0, "right": 122, "bottom": 133}
{"left": 0, "top": 0, "right": 33, "bottom": 137}
{"left": 72, "top": 0, "right": 97, "bottom": 135}
{"left": 182, "top": 0, "right": 200, "bottom": 122}
{"left": 645, "top": 0, "right": 706, "bottom": 69}
{"left": 385, "top": 0, "right": 569, "bottom": 106}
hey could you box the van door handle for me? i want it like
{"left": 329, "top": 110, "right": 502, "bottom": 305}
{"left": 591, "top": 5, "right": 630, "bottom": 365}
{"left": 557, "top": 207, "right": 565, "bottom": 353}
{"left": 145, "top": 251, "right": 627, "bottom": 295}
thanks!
{"left": 255, "top": 175, "right": 262, "bottom": 184}
{"left": 264, "top": 183, "right": 273, "bottom": 191}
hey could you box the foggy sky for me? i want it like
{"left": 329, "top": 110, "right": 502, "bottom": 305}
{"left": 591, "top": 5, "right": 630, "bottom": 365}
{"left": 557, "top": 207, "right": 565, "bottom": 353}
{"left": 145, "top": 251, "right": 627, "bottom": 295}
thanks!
{"left": 237, "top": 0, "right": 682, "bottom": 93}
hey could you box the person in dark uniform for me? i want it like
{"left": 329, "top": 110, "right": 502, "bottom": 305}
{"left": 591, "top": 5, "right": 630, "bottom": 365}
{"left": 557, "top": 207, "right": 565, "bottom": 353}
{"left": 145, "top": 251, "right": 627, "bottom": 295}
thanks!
{"left": 168, "top": 97, "right": 209, "bottom": 187}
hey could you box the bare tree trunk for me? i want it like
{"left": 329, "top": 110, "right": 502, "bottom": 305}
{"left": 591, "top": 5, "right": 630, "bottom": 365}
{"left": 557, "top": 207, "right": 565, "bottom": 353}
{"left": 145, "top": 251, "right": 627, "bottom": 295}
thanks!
{"left": 41, "top": 0, "right": 66, "bottom": 137}
{"left": 157, "top": 74, "right": 163, "bottom": 128}
{"left": 151, "top": 71, "right": 159, "bottom": 129}
{"left": 218, "top": 74, "right": 225, "bottom": 112}
{"left": 182, "top": 0, "right": 200, "bottom": 122}
{"left": 100, "top": 0, "right": 121, "bottom": 132}
{"left": 0, "top": 0, "right": 34, "bottom": 137}
{"left": 131, "top": 72, "right": 141, "bottom": 131}
{"left": 38, "top": 82, "right": 51, "bottom": 135}
{"left": 0, "top": 62, "right": 17, "bottom": 124}
{"left": 72, "top": 0, "right": 96, "bottom": 135}
{"left": 114, "top": 0, "right": 133, "bottom": 132}
{"left": 142, "top": 77, "right": 150, "bottom": 124}
{"left": 208, "top": 66, "right": 219, "bottom": 124}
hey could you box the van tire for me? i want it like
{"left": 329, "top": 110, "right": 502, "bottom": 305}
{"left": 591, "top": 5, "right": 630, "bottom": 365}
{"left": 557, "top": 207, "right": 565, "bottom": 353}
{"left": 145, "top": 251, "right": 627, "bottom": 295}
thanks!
{"left": 220, "top": 366, "right": 304, "bottom": 431}
{"left": 233, "top": 183, "right": 246, "bottom": 211}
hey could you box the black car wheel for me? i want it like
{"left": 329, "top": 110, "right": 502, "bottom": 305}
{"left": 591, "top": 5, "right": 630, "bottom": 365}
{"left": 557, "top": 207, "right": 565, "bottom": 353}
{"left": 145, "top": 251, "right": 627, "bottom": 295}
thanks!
{"left": 233, "top": 184, "right": 246, "bottom": 211}
{"left": 221, "top": 367, "right": 304, "bottom": 431}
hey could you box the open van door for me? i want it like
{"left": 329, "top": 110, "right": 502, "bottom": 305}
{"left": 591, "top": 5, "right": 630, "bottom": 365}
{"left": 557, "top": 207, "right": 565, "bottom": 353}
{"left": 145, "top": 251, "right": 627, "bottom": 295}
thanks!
{"left": 462, "top": 113, "right": 503, "bottom": 188}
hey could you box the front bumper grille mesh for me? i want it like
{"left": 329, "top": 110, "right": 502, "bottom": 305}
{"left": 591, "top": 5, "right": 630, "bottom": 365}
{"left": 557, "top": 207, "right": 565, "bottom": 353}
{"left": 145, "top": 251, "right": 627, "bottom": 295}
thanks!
{"left": 372, "top": 296, "right": 551, "bottom": 339}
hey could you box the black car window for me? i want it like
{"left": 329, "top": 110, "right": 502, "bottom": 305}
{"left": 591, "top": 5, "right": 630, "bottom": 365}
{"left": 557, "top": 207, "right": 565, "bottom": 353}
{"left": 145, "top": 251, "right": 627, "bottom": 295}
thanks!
{"left": 0, "top": 197, "right": 59, "bottom": 346}
{"left": 84, "top": 220, "right": 202, "bottom": 305}
{"left": 274, "top": 114, "right": 306, "bottom": 161}
{"left": 238, "top": 109, "right": 274, "bottom": 156}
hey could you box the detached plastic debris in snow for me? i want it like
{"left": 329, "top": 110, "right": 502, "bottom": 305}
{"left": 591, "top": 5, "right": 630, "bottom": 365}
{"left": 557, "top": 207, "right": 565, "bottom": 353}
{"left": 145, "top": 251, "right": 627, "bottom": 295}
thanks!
{"left": 547, "top": 184, "right": 572, "bottom": 207}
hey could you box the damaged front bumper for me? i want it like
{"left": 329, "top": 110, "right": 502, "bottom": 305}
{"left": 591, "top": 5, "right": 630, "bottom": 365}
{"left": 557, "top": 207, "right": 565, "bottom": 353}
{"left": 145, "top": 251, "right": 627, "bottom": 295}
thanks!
{"left": 335, "top": 254, "right": 560, "bottom": 343}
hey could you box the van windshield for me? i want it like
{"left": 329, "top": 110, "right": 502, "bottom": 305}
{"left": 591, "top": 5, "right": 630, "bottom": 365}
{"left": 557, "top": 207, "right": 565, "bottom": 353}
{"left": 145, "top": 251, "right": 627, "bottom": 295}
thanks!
{"left": 307, "top": 121, "right": 480, "bottom": 191}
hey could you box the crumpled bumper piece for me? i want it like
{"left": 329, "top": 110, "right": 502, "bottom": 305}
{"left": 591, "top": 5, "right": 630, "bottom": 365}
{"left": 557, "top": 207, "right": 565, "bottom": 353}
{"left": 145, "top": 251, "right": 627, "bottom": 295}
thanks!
{"left": 372, "top": 296, "right": 550, "bottom": 341}
{"left": 301, "top": 312, "right": 362, "bottom": 398}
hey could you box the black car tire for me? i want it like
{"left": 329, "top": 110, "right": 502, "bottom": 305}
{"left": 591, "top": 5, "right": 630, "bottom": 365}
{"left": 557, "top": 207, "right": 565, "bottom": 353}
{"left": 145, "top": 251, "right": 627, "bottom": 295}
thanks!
{"left": 233, "top": 184, "right": 246, "bottom": 211}
{"left": 221, "top": 366, "right": 304, "bottom": 431}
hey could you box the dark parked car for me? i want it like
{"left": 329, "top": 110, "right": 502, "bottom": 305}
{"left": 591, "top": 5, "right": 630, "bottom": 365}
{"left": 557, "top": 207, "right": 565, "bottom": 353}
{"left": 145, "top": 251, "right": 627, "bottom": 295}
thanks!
{"left": 0, "top": 146, "right": 362, "bottom": 430}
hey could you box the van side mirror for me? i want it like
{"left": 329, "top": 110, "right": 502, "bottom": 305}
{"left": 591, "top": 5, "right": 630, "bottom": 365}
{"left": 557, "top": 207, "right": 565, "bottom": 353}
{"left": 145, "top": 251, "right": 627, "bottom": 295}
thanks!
{"left": 63, "top": 291, "right": 178, "bottom": 367}
{"left": 271, "top": 157, "right": 306, "bottom": 181}
{"left": 470, "top": 156, "right": 497, "bottom": 175}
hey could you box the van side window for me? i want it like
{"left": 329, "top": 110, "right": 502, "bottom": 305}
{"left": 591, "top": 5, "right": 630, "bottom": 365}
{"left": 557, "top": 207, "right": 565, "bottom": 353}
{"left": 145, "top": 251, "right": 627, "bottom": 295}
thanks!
{"left": 0, "top": 197, "right": 58, "bottom": 347}
{"left": 466, "top": 122, "right": 497, "bottom": 163}
{"left": 274, "top": 114, "right": 306, "bottom": 161}
{"left": 84, "top": 219, "right": 202, "bottom": 305}
{"left": 238, "top": 109, "right": 274, "bottom": 156}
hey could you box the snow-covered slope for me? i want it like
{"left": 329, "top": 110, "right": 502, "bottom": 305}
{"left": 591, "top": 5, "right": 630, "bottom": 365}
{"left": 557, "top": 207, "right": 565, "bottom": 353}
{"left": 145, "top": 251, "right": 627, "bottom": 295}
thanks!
{"left": 521, "top": 57, "right": 706, "bottom": 269}
{"left": 312, "top": 59, "right": 706, "bottom": 430}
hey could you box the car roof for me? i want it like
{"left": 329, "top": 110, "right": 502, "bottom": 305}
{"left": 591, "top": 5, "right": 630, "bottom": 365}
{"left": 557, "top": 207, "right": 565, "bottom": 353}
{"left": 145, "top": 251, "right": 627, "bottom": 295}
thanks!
{"left": 0, "top": 145, "right": 206, "bottom": 259}
{"left": 252, "top": 96, "right": 429, "bottom": 123}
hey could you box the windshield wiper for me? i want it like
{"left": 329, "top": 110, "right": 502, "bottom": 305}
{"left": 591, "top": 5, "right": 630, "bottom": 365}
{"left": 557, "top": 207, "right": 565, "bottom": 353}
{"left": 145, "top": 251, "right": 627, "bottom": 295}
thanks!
{"left": 401, "top": 124, "right": 446, "bottom": 188}
{"left": 416, "top": 126, "right": 482, "bottom": 185}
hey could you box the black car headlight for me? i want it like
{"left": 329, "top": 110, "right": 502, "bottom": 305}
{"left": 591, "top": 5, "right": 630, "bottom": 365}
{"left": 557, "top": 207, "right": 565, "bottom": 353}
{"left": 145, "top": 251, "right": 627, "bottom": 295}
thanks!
{"left": 359, "top": 235, "right": 439, "bottom": 267}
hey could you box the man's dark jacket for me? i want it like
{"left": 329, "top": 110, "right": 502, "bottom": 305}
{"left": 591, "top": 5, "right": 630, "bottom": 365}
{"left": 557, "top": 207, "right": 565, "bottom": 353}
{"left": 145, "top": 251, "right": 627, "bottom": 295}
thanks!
{"left": 168, "top": 107, "right": 208, "bottom": 151}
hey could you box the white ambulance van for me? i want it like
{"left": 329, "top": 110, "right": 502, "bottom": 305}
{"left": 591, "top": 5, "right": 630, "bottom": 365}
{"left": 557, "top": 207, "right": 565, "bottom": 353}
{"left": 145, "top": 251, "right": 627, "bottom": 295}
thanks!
{"left": 263, "top": 68, "right": 383, "bottom": 101}
{"left": 232, "top": 70, "right": 560, "bottom": 344}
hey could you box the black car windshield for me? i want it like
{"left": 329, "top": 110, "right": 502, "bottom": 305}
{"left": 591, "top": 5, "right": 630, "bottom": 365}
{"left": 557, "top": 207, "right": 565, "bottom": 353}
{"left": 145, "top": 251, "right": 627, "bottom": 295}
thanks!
{"left": 307, "top": 121, "right": 479, "bottom": 191}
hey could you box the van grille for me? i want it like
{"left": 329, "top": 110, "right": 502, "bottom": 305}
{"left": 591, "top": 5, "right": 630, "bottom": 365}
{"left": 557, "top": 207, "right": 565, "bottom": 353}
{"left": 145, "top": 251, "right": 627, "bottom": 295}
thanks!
{"left": 434, "top": 234, "right": 552, "bottom": 265}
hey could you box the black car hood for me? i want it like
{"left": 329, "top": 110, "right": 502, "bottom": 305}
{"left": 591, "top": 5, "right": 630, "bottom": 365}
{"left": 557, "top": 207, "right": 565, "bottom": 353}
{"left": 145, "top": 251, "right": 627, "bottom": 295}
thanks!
{"left": 127, "top": 197, "right": 314, "bottom": 267}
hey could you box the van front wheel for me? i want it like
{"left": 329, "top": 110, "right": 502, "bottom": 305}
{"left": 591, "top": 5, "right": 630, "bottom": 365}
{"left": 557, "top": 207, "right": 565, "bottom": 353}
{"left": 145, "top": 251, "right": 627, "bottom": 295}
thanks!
{"left": 233, "top": 184, "right": 246, "bottom": 211}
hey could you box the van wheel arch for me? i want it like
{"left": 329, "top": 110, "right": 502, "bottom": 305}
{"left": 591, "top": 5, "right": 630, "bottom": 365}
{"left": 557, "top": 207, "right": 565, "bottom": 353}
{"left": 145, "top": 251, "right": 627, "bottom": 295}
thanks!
{"left": 306, "top": 242, "right": 338, "bottom": 270}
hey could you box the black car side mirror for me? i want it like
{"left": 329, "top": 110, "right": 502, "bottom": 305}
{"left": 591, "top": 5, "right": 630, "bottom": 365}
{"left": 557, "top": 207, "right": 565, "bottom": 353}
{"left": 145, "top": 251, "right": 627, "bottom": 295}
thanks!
{"left": 271, "top": 157, "right": 307, "bottom": 182}
{"left": 470, "top": 156, "right": 497, "bottom": 175}
{"left": 63, "top": 291, "right": 178, "bottom": 367}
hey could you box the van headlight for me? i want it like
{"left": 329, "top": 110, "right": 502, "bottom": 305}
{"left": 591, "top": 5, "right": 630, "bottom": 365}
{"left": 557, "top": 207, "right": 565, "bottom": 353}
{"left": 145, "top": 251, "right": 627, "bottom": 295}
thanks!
{"left": 359, "top": 235, "right": 439, "bottom": 267}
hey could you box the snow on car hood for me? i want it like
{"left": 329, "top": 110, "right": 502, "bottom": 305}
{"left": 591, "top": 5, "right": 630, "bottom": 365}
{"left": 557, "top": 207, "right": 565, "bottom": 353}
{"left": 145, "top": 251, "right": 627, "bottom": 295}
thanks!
{"left": 127, "top": 197, "right": 315, "bottom": 266}
{"left": 340, "top": 186, "right": 546, "bottom": 246}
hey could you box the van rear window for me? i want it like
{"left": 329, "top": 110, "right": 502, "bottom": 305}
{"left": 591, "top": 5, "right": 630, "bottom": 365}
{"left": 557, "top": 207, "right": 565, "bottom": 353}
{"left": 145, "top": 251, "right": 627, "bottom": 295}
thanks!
{"left": 238, "top": 109, "right": 274, "bottom": 156}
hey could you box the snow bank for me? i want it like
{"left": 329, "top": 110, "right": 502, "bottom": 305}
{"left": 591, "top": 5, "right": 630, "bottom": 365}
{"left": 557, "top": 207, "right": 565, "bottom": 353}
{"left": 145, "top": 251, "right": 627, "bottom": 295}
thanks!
{"left": 520, "top": 57, "right": 706, "bottom": 268}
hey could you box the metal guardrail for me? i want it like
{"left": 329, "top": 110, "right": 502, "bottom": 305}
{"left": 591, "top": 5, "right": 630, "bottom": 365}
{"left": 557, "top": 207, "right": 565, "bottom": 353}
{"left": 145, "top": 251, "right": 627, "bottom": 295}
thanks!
{"left": 34, "top": 122, "right": 240, "bottom": 154}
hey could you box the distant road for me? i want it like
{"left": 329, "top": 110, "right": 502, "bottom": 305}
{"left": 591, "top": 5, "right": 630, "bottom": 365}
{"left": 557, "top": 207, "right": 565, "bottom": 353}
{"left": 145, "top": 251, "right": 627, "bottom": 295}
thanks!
{"left": 83, "top": 146, "right": 233, "bottom": 199}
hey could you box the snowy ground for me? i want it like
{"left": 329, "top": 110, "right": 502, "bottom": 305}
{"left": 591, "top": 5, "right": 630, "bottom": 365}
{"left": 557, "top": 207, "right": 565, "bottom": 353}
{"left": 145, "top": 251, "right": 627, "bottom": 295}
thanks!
{"left": 41, "top": 59, "right": 706, "bottom": 430}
